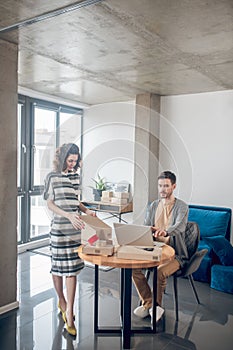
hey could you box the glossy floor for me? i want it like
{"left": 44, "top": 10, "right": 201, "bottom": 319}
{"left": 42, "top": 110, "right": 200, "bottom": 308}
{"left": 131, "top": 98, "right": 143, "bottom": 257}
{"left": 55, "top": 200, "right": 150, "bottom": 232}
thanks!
{"left": 1, "top": 250, "right": 233, "bottom": 350}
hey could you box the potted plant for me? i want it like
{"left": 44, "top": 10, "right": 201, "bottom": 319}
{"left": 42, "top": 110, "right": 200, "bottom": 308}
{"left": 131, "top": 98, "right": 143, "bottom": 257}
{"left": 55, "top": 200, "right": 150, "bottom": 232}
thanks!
{"left": 91, "top": 173, "right": 107, "bottom": 201}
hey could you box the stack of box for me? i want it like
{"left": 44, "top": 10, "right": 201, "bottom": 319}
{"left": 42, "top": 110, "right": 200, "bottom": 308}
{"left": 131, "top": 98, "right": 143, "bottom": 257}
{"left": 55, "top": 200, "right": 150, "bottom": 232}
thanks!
{"left": 81, "top": 215, "right": 112, "bottom": 244}
{"left": 101, "top": 191, "right": 113, "bottom": 203}
{"left": 81, "top": 215, "right": 114, "bottom": 256}
{"left": 82, "top": 241, "right": 114, "bottom": 256}
{"left": 101, "top": 191, "right": 130, "bottom": 205}
{"left": 116, "top": 245, "right": 162, "bottom": 261}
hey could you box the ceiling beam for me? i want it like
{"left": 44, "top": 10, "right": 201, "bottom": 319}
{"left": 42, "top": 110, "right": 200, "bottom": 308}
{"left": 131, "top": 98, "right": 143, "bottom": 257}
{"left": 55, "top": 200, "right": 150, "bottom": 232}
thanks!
{"left": 0, "top": 0, "right": 104, "bottom": 33}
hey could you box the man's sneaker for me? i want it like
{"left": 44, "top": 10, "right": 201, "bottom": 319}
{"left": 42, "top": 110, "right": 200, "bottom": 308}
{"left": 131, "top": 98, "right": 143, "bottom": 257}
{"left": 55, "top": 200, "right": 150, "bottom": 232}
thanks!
{"left": 149, "top": 305, "right": 164, "bottom": 322}
{"left": 133, "top": 306, "right": 150, "bottom": 318}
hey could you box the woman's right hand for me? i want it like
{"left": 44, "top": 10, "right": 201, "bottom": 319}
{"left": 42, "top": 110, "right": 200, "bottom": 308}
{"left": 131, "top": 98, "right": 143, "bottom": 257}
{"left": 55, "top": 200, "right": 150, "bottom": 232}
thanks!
{"left": 67, "top": 212, "right": 85, "bottom": 230}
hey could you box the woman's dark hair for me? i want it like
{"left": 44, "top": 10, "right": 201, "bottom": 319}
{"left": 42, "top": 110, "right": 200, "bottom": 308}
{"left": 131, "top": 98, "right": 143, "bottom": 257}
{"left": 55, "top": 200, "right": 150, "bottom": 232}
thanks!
{"left": 158, "top": 171, "right": 176, "bottom": 185}
{"left": 53, "top": 143, "right": 81, "bottom": 172}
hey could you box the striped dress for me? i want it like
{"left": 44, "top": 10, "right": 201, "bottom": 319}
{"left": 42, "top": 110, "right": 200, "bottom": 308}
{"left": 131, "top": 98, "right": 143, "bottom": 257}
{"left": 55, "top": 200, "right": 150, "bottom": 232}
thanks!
{"left": 44, "top": 171, "right": 84, "bottom": 276}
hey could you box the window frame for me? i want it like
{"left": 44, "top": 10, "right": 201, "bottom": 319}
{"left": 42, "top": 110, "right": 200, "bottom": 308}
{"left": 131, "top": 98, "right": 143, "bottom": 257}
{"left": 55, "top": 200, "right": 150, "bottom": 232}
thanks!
{"left": 17, "top": 94, "right": 83, "bottom": 244}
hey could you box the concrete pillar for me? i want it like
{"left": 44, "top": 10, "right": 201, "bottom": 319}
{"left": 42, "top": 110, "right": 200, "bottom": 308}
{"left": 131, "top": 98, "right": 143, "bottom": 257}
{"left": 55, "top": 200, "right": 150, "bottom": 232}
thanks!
{"left": 0, "top": 38, "right": 18, "bottom": 314}
{"left": 133, "top": 93, "right": 160, "bottom": 224}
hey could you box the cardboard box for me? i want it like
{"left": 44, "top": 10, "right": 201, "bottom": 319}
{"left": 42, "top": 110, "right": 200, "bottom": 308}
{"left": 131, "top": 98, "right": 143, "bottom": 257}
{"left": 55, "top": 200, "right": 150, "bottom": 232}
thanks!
{"left": 116, "top": 246, "right": 162, "bottom": 261}
{"left": 111, "top": 198, "right": 128, "bottom": 205}
{"left": 102, "top": 191, "right": 113, "bottom": 198}
{"left": 113, "top": 192, "right": 130, "bottom": 199}
{"left": 82, "top": 243, "right": 114, "bottom": 256}
{"left": 81, "top": 215, "right": 112, "bottom": 244}
{"left": 101, "top": 197, "right": 112, "bottom": 203}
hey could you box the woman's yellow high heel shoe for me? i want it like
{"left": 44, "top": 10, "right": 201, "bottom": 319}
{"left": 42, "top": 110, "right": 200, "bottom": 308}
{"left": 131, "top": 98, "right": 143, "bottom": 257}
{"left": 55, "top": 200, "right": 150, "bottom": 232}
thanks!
{"left": 63, "top": 313, "right": 77, "bottom": 337}
{"left": 65, "top": 323, "right": 77, "bottom": 337}
{"left": 58, "top": 302, "right": 75, "bottom": 322}
{"left": 58, "top": 302, "right": 67, "bottom": 323}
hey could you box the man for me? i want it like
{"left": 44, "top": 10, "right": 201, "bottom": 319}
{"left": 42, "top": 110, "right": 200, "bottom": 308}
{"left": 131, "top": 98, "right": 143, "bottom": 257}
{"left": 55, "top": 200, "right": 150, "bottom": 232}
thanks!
{"left": 133, "top": 171, "right": 189, "bottom": 322}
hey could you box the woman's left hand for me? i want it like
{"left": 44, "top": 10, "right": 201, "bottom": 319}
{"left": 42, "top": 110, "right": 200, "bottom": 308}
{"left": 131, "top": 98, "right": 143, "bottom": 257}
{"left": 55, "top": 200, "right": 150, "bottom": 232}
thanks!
{"left": 86, "top": 208, "right": 96, "bottom": 217}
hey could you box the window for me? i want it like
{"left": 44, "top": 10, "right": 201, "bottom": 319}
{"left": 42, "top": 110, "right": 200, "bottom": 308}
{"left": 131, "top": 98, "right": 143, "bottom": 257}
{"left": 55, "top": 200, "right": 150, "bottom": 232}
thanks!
{"left": 17, "top": 95, "right": 83, "bottom": 244}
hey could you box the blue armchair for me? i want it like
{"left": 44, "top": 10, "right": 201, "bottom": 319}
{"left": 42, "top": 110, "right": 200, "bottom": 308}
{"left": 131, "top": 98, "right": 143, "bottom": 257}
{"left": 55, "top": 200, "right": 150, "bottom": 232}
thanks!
{"left": 188, "top": 204, "right": 233, "bottom": 294}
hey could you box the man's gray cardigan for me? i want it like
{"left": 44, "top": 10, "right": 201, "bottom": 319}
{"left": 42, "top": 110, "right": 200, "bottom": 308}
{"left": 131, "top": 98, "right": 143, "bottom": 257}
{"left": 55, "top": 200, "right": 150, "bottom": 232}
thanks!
{"left": 144, "top": 198, "right": 189, "bottom": 267}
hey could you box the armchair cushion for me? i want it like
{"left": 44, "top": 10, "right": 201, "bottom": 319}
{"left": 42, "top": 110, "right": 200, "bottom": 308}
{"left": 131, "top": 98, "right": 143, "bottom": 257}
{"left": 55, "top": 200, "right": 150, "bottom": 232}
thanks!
{"left": 203, "top": 236, "right": 233, "bottom": 266}
{"left": 198, "top": 240, "right": 212, "bottom": 252}
{"left": 188, "top": 209, "right": 230, "bottom": 238}
{"left": 211, "top": 265, "right": 233, "bottom": 294}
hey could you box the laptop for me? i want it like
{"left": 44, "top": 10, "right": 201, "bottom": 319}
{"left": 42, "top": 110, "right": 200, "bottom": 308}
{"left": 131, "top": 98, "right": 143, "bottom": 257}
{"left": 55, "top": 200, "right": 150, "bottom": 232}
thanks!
{"left": 113, "top": 222, "right": 154, "bottom": 247}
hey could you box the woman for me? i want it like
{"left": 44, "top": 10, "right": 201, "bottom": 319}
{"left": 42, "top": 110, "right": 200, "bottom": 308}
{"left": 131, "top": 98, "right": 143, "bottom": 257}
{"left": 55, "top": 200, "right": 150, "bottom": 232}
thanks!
{"left": 44, "top": 143, "right": 95, "bottom": 336}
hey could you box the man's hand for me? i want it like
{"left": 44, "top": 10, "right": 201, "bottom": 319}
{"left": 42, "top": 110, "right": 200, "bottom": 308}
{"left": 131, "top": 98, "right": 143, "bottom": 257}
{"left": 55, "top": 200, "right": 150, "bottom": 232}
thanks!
{"left": 151, "top": 226, "right": 167, "bottom": 237}
{"left": 151, "top": 226, "right": 157, "bottom": 233}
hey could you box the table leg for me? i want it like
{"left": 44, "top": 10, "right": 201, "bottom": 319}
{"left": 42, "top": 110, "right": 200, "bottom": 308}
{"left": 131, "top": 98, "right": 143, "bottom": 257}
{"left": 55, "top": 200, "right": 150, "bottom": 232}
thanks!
{"left": 92, "top": 262, "right": 156, "bottom": 347}
{"left": 120, "top": 268, "right": 124, "bottom": 320}
{"left": 122, "top": 268, "right": 132, "bottom": 349}
{"left": 151, "top": 266, "right": 157, "bottom": 332}
{"left": 94, "top": 264, "right": 99, "bottom": 333}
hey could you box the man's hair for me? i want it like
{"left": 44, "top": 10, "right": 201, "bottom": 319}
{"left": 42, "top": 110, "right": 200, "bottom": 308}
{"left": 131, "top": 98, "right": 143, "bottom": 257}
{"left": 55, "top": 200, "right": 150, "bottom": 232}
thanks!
{"left": 158, "top": 171, "right": 176, "bottom": 185}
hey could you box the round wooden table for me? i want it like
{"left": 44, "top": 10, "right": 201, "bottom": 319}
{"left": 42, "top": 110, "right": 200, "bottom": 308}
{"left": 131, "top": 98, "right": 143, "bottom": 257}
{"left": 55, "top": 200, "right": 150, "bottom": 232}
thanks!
{"left": 78, "top": 244, "right": 174, "bottom": 268}
{"left": 78, "top": 245, "right": 175, "bottom": 349}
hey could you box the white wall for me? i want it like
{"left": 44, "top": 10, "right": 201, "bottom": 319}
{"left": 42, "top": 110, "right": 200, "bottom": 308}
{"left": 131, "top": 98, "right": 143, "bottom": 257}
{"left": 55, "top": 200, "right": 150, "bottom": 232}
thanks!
{"left": 160, "top": 90, "right": 233, "bottom": 241}
{"left": 81, "top": 91, "right": 233, "bottom": 240}
{"left": 82, "top": 101, "right": 135, "bottom": 200}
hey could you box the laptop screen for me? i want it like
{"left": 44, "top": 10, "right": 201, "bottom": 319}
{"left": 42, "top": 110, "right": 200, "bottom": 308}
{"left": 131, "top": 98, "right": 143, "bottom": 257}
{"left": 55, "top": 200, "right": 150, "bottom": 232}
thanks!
{"left": 113, "top": 222, "right": 154, "bottom": 247}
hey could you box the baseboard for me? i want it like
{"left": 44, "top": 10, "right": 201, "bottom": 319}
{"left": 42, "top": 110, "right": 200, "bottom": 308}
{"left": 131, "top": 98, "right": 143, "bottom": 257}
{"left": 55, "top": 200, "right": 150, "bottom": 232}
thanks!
{"left": 0, "top": 301, "right": 19, "bottom": 315}
{"left": 18, "top": 238, "right": 50, "bottom": 254}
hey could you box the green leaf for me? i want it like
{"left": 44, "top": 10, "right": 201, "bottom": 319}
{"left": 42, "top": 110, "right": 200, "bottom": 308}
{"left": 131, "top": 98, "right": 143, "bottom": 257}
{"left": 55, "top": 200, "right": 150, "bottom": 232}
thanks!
{"left": 91, "top": 173, "right": 106, "bottom": 190}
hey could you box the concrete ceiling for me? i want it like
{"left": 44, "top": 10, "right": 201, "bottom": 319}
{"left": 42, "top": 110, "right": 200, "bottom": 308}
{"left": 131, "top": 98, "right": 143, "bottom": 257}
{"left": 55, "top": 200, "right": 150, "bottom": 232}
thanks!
{"left": 0, "top": 0, "right": 232, "bottom": 105}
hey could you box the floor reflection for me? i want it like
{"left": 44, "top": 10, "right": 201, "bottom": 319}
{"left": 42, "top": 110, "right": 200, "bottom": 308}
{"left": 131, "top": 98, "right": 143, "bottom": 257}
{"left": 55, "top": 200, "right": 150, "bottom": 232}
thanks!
{"left": 0, "top": 251, "right": 233, "bottom": 350}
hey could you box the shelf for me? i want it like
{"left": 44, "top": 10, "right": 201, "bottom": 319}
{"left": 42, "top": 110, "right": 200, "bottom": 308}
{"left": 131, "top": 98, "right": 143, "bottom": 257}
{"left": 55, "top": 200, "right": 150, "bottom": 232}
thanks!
{"left": 82, "top": 200, "right": 133, "bottom": 214}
